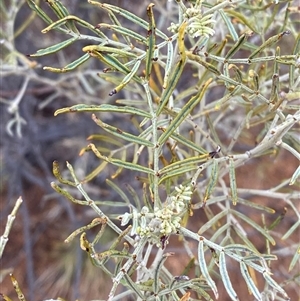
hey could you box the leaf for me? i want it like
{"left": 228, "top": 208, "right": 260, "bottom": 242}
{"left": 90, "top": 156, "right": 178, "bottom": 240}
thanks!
{"left": 169, "top": 131, "right": 207, "bottom": 155}
{"left": 109, "top": 58, "right": 142, "bottom": 96}
{"left": 186, "top": 53, "right": 221, "bottom": 75}
{"left": 153, "top": 253, "right": 174, "bottom": 294}
{"left": 94, "top": 24, "right": 147, "bottom": 44}
{"left": 289, "top": 33, "right": 300, "bottom": 88}
{"left": 159, "top": 154, "right": 209, "bottom": 176}
{"left": 157, "top": 21, "right": 187, "bottom": 115}
{"left": 83, "top": 161, "right": 108, "bottom": 183}
{"left": 229, "top": 158, "right": 238, "bottom": 205}
{"left": 240, "top": 261, "right": 262, "bottom": 301}
{"left": 203, "top": 159, "right": 219, "bottom": 203}
{"left": 289, "top": 165, "right": 300, "bottom": 185}
{"left": 28, "top": 36, "right": 79, "bottom": 57}
{"left": 219, "top": 251, "right": 239, "bottom": 301}
{"left": 231, "top": 210, "right": 275, "bottom": 245}
{"left": 157, "top": 57, "right": 185, "bottom": 115}
{"left": 198, "top": 239, "right": 219, "bottom": 299}
{"left": 281, "top": 219, "right": 300, "bottom": 240}
{"left": 54, "top": 104, "right": 151, "bottom": 118}
{"left": 198, "top": 209, "right": 228, "bottom": 234}
{"left": 219, "top": 9, "right": 238, "bottom": 41}
{"left": 43, "top": 53, "right": 90, "bottom": 73}
{"left": 26, "top": 0, "right": 53, "bottom": 25}
{"left": 92, "top": 114, "right": 154, "bottom": 147}
{"left": 123, "top": 273, "right": 145, "bottom": 299}
{"left": 92, "top": 1, "right": 168, "bottom": 39}
{"left": 263, "top": 271, "right": 289, "bottom": 299}
{"left": 225, "top": 34, "right": 248, "bottom": 60}
{"left": 88, "top": 143, "right": 155, "bottom": 175}
{"left": 289, "top": 243, "right": 300, "bottom": 271}
{"left": 45, "top": 0, "right": 78, "bottom": 33}
{"left": 158, "top": 165, "right": 200, "bottom": 185}
{"left": 80, "top": 45, "right": 137, "bottom": 58}
{"left": 224, "top": 9, "right": 257, "bottom": 33}
{"left": 205, "top": 114, "right": 223, "bottom": 148}
{"left": 145, "top": 3, "right": 156, "bottom": 80}
{"left": 163, "top": 38, "right": 174, "bottom": 89}
{"left": 236, "top": 198, "right": 275, "bottom": 213}
{"left": 249, "top": 31, "right": 290, "bottom": 60}
{"left": 158, "top": 78, "right": 212, "bottom": 145}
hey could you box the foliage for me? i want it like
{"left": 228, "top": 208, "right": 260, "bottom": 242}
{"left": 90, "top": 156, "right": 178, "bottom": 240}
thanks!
{"left": 1, "top": 0, "right": 300, "bottom": 300}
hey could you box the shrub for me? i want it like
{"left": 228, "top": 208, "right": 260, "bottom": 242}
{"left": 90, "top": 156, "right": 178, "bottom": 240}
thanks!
{"left": 1, "top": 0, "right": 299, "bottom": 300}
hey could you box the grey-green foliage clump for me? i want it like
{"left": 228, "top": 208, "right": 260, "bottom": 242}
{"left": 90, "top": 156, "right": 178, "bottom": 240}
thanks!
{"left": 4, "top": 0, "right": 300, "bottom": 300}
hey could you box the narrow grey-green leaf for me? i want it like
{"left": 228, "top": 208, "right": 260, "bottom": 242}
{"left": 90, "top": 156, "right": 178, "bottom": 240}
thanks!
{"left": 243, "top": 254, "right": 277, "bottom": 262}
{"left": 198, "top": 209, "right": 228, "bottom": 234}
{"left": 289, "top": 243, "right": 300, "bottom": 271}
{"left": 219, "top": 9, "right": 238, "bottom": 41}
{"left": 163, "top": 38, "right": 174, "bottom": 89}
{"left": 263, "top": 271, "right": 289, "bottom": 298}
{"left": 232, "top": 224, "right": 260, "bottom": 252}
{"left": 240, "top": 261, "right": 262, "bottom": 301}
{"left": 198, "top": 239, "right": 219, "bottom": 299}
{"left": 281, "top": 220, "right": 300, "bottom": 240}
{"left": 186, "top": 53, "right": 221, "bottom": 75}
{"left": 46, "top": 0, "right": 69, "bottom": 19}
{"left": 95, "top": 1, "right": 168, "bottom": 39}
{"left": 43, "top": 53, "right": 90, "bottom": 73}
{"left": 203, "top": 159, "right": 219, "bottom": 203}
{"left": 125, "top": 183, "right": 141, "bottom": 211}
{"left": 219, "top": 251, "right": 239, "bottom": 301}
{"left": 157, "top": 58, "right": 185, "bottom": 115}
{"left": 158, "top": 165, "right": 200, "bottom": 185}
{"left": 110, "top": 58, "right": 142, "bottom": 95}
{"left": 229, "top": 158, "right": 238, "bottom": 205}
{"left": 158, "top": 79, "right": 212, "bottom": 145}
{"left": 54, "top": 104, "right": 151, "bottom": 118}
{"left": 224, "top": 244, "right": 258, "bottom": 255}
{"left": 170, "top": 131, "right": 207, "bottom": 155}
{"left": 210, "top": 223, "right": 230, "bottom": 242}
{"left": 249, "top": 31, "right": 290, "bottom": 60}
{"left": 289, "top": 165, "right": 300, "bottom": 185}
{"left": 153, "top": 253, "right": 173, "bottom": 294}
{"left": 231, "top": 210, "right": 275, "bottom": 245}
{"left": 236, "top": 198, "right": 275, "bottom": 213}
{"left": 157, "top": 22, "right": 187, "bottom": 116}
{"left": 106, "top": 179, "right": 131, "bottom": 205}
{"left": 26, "top": 0, "right": 53, "bottom": 25}
{"left": 159, "top": 154, "right": 209, "bottom": 176}
{"left": 224, "top": 9, "right": 257, "bottom": 33}
{"left": 289, "top": 33, "right": 300, "bottom": 89}
{"left": 225, "top": 34, "right": 248, "bottom": 60}
{"left": 89, "top": 143, "right": 155, "bottom": 175}
{"left": 81, "top": 45, "right": 137, "bottom": 58}
{"left": 46, "top": 0, "right": 79, "bottom": 33}
{"left": 205, "top": 114, "right": 223, "bottom": 148}
{"left": 106, "top": 10, "right": 131, "bottom": 46}
{"left": 29, "top": 36, "right": 78, "bottom": 57}
{"left": 96, "top": 24, "right": 147, "bottom": 44}
{"left": 145, "top": 3, "right": 156, "bottom": 80}
{"left": 123, "top": 273, "right": 145, "bottom": 299}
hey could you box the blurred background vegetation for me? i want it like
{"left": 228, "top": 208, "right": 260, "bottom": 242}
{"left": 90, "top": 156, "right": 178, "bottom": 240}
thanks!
{"left": 1, "top": 0, "right": 299, "bottom": 300}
